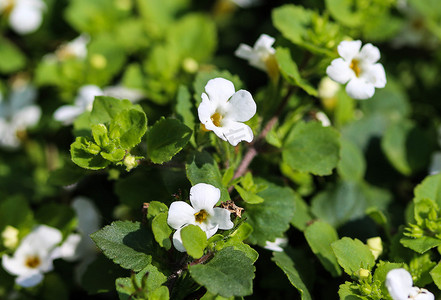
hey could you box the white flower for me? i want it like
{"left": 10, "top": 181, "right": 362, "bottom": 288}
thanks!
{"left": 167, "top": 183, "right": 234, "bottom": 252}
{"left": 235, "top": 34, "right": 276, "bottom": 72}
{"left": 326, "top": 40, "right": 386, "bottom": 100}
{"left": 386, "top": 268, "right": 434, "bottom": 300}
{"left": 0, "top": 85, "right": 41, "bottom": 148}
{"left": 1, "top": 225, "right": 62, "bottom": 287}
{"left": 198, "top": 78, "right": 256, "bottom": 146}
{"left": 54, "top": 85, "right": 144, "bottom": 125}
{"left": 56, "top": 34, "right": 90, "bottom": 60}
{"left": 264, "top": 237, "right": 288, "bottom": 252}
{"left": 314, "top": 112, "right": 331, "bottom": 127}
{"left": 0, "top": 0, "right": 46, "bottom": 34}
{"left": 53, "top": 85, "right": 103, "bottom": 125}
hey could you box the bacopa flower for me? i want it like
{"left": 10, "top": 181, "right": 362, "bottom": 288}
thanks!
{"left": 0, "top": 84, "right": 41, "bottom": 148}
{"left": 326, "top": 40, "right": 386, "bottom": 100}
{"left": 198, "top": 78, "right": 256, "bottom": 146}
{"left": 386, "top": 268, "right": 434, "bottom": 300}
{"left": 0, "top": 0, "right": 46, "bottom": 34}
{"left": 235, "top": 34, "right": 276, "bottom": 73}
{"left": 167, "top": 183, "right": 234, "bottom": 252}
{"left": 2, "top": 225, "right": 63, "bottom": 287}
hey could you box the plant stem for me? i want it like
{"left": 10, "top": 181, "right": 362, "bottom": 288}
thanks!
{"left": 228, "top": 86, "right": 295, "bottom": 192}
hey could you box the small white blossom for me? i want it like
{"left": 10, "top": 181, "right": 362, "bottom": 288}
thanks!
{"left": 54, "top": 84, "right": 144, "bottom": 125}
{"left": 56, "top": 34, "right": 90, "bottom": 60}
{"left": 167, "top": 183, "right": 234, "bottom": 252}
{"left": 54, "top": 85, "right": 103, "bottom": 125}
{"left": 314, "top": 111, "right": 331, "bottom": 127}
{"left": 1, "top": 225, "right": 63, "bottom": 287}
{"left": 326, "top": 40, "right": 386, "bottom": 100}
{"left": 0, "top": 0, "right": 46, "bottom": 34}
{"left": 386, "top": 268, "right": 434, "bottom": 300}
{"left": 198, "top": 78, "right": 256, "bottom": 146}
{"left": 0, "top": 85, "right": 41, "bottom": 148}
{"left": 235, "top": 34, "right": 276, "bottom": 72}
{"left": 263, "top": 237, "right": 288, "bottom": 252}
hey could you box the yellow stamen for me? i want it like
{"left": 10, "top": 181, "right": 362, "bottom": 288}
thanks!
{"left": 25, "top": 256, "right": 41, "bottom": 269}
{"left": 200, "top": 123, "right": 210, "bottom": 132}
{"left": 210, "top": 112, "right": 223, "bottom": 127}
{"left": 349, "top": 59, "right": 361, "bottom": 77}
{"left": 194, "top": 209, "right": 208, "bottom": 223}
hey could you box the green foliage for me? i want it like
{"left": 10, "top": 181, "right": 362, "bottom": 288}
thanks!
{"left": 331, "top": 237, "right": 376, "bottom": 275}
{"left": 304, "top": 221, "right": 342, "bottom": 277}
{"left": 282, "top": 121, "right": 340, "bottom": 176}
{"left": 151, "top": 212, "right": 172, "bottom": 250}
{"left": 189, "top": 247, "right": 255, "bottom": 298}
{"left": 272, "top": 251, "right": 312, "bottom": 300}
{"left": 146, "top": 117, "right": 192, "bottom": 164}
{"left": 0, "top": 37, "right": 26, "bottom": 74}
{"left": 244, "top": 180, "right": 296, "bottom": 245}
{"left": 91, "top": 221, "right": 154, "bottom": 271}
{"left": 181, "top": 225, "right": 208, "bottom": 258}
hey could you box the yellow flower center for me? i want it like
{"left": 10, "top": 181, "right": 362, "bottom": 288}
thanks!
{"left": 349, "top": 59, "right": 361, "bottom": 77}
{"left": 210, "top": 112, "right": 223, "bottom": 127}
{"left": 194, "top": 209, "right": 208, "bottom": 223}
{"left": 25, "top": 255, "right": 41, "bottom": 269}
{"left": 2, "top": 0, "right": 15, "bottom": 16}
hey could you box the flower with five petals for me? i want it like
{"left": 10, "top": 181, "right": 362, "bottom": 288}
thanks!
{"left": 198, "top": 78, "right": 256, "bottom": 146}
{"left": 386, "top": 268, "right": 434, "bottom": 300}
{"left": 326, "top": 40, "right": 386, "bottom": 100}
{"left": 167, "top": 183, "right": 234, "bottom": 252}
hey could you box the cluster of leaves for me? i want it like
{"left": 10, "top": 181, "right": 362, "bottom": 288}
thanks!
{"left": 2, "top": 0, "right": 441, "bottom": 299}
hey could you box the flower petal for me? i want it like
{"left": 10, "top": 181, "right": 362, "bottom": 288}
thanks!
{"left": 75, "top": 85, "right": 102, "bottom": 109}
{"left": 326, "top": 58, "right": 353, "bottom": 84}
{"left": 222, "top": 121, "right": 253, "bottom": 146}
{"left": 16, "top": 272, "right": 44, "bottom": 288}
{"left": 345, "top": 78, "right": 375, "bottom": 100}
{"left": 190, "top": 183, "right": 220, "bottom": 212}
{"left": 9, "top": 2, "right": 43, "bottom": 34}
{"left": 254, "top": 34, "right": 276, "bottom": 51}
{"left": 72, "top": 197, "right": 101, "bottom": 235}
{"left": 364, "top": 63, "right": 387, "bottom": 88}
{"left": 31, "top": 225, "right": 63, "bottom": 250}
{"left": 414, "top": 289, "right": 435, "bottom": 300}
{"left": 235, "top": 44, "right": 254, "bottom": 61}
{"left": 53, "top": 105, "right": 84, "bottom": 124}
{"left": 337, "top": 40, "right": 362, "bottom": 61}
{"left": 167, "top": 201, "right": 196, "bottom": 230}
{"left": 204, "top": 224, "right": 219, "bottom": 239}
{"left": 172, "top": 228, "right": 187, "bottom": 252}
{"left": 211, "top": 207, "right": 233, "bottom": 230}
{"left": 386, "top": 268, "right": 413, "bottom": 300}
{"left": 198, "top": 94, "right": 216, "bottom": 126}
{"left": 226, "top": 90, "right": 256, "bottom": 122}
{"left": 359, "top": 43, "right": 381, "bottom": 64}
{"left": 204, "top": 78, "right": 236, "bottom": 106}
{"left": 2, "top": 254, "right": 27, "bottom": 276}
{"left": 50, "top": 234, "right": 82, "bottom": 262}
{"left": 12, "top": 105, "right": 41, "bottom": 129}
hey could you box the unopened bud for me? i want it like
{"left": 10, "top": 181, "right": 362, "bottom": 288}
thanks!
{"left": 182, "top": 58, "right": 199, "bottom": 74}
{"left": 124, "top": 155, "right": 137, "bottom": 171}
{"left": 356, "top": 268, "right": 370, "bottom": 280}
{"left": 2, "top": 226, "right": 19, "bottom": 249}
{"left": 367, "top": 237, "right": 383, "bottom": 260}
{"left": 90, "top": 54, "right": 107, "bottom": 69}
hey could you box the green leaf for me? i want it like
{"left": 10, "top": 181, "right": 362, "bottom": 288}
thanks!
{"left": 244, "top": 180, "right": 296, "bottom": 245}
{"left": 400, "top": 236, "right": 441, "bottom": 254}
{"left": 189, "top": 247, "right": 255, "bottom": 297}
{"left": 71, "top": 137, "right": 109, "bottom": 170}
{"left": 337, "top": 138, "right": 366, "bottom": 182}
{"left": 0, "top": 37, "right": 26, "bottom": 73}
{"left": 151, "top": 212, "right": 172, "bottom": 250}
{"left": 275, "top": 48, "right": 317, "bottom": 96}
{"left": 304, "top": 221, "right": 342, "bottom": 277}
{"left": 146, "top": 117, "right": 192, "bottom": 164}
{"left": 338, "top": 282, "right": 364, "bottom": 300}
{"left": 381, "top": 120, "right": 436, "bottom": 175}
{"left": 109, "top": 109, "right": 148, "bottom": 149}
{"left": 186, "top": 151, "right": 230, "bottom": 203}
{"left": 430, "top": 261, "right": 441, "bottom": 290}
{"left": 181, "top": 224, "right": 208, "bottom": 258}
{"left": 0, "top": 197, "right": 33, "bottom": 233}
{"left": 176, "top": 85, "right": 196, "bottom": 135}
{"left": 414, "top": 174, "right": 441, "bottom": 207}
{"left": 272, "top": 251, "right": 312, "bottom": 300}
{"left": 91, "top": 221, "right": 154, "bottom": 271}
{"left": 92, "top": 124, "right": 110, "bottom": 148}
{"left": 90, "top": 96, "right": 140, "bottom": 125}
{"left": 116, "top": 264, "right": 167, "bottom": 300}
{"left": 331, "top": 237, "right": 376, "bottom": 275}
{"left": 373, "top": 261, "right": 405, "bottom": 298}
{"left": 234, "top": 185, "right": 264, "bottom": 204}
{"left": 147, "top": 201, "right": 169, "bottom": 220}
{"left": 290, "top": 195, "right": 313, "bottom": 231}
{"left": 148, "top": 286, "right": 170, "bottom": 300}
{"left": 82, "top": 255, "right": 127, "bottom": 294}
{"left": 325, "top": 0, "right": 362, "bottom": 27}
{"left": 101, "top": 148, "right": 125, "bottom": 162}
{"left": 283, "top": 121, "right": 340, "bottom": 176}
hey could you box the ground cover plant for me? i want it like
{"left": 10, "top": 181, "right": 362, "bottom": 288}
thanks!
{"left": 1, "top": 0, "right": 441, "bottom": 299}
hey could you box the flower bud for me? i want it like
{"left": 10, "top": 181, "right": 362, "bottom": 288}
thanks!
{"left": 367, "top": 237, "right": 383, "bottom": 260}
{"left": 356, "top": 268, "right": 370, "bottom": 280}
{"left": 2, "top": 226, "right": 19, "bottom": 249}
{"left": 124, "top": 155, "right": 138, "bottom": 171}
